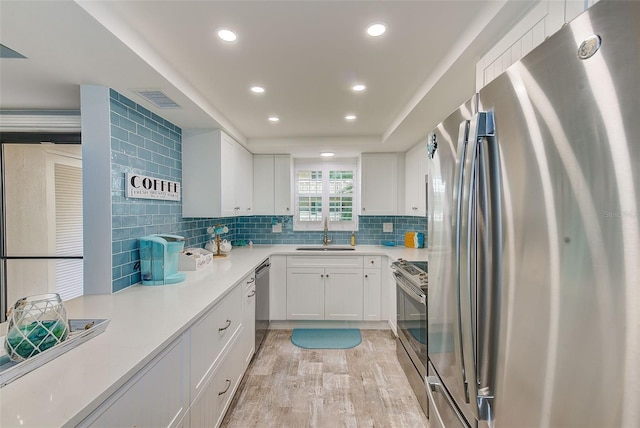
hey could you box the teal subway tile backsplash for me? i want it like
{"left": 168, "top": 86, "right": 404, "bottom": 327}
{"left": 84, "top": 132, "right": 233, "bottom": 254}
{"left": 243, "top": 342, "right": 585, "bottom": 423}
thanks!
{"left": 231, "top": 215, "right": 426, "bottom": 246}
{"left": 109, "top": 89, "right": 226, "bottom": 292}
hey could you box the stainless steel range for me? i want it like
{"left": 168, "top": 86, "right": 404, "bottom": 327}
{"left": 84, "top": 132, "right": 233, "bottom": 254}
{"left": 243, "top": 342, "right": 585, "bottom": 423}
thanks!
{"left": 392, "top": 258, "right": 428, "bottom": 417}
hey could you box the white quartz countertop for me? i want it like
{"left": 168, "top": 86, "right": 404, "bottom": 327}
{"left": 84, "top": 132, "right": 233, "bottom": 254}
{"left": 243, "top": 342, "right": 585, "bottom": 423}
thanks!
{"left": 0, "top": 245, "right": 427, "bottom": 427}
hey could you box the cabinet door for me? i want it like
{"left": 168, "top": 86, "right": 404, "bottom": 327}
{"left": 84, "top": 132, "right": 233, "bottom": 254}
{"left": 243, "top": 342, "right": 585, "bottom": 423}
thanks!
{"left": 182, "top": 129, "right": 223, "bottom": 217}
{"left": 190, "top": 334, "right": 246, "bottom": 428}
{"left": 82, "top": 335, "right": 188, "bottom": 428}
{"left": 384, "top": 263, "right": 397, "bottom": 334}
{"left": 237, "top": 145, "right": 253, "bottom": 215}
{"left": 253, "top": 155, "right": 275, "bottom": 215}
{"left": 241, "top": 272, "right": 256, "bottom": 367}
{"left": 274, "top": 154, "right": 292, "bottom": 215}
{"left": 405, "top": 144, "right": 428, "bottom": 216}
{"left": 361, "top": 153, "right": 399, "bottom": 215}
{"left": 287, "top": 267, "right": 324, "bottom": 320}
{"left": 324, "top": 268, "right": 363, "bottom": 321}
{"left": 190, "top": 284, "right": 242, "bottom": 398}
{"left": 405, "top": 146, "right": 419, "bottom": 214}
{"left": 363, "top": 268, "right": 382, "bottom": 321}
{"left": 221, "top": 134, "right": 238, "bottom": 217}
{"left": 270, "top": 255, "right": 287, "bottom": 320}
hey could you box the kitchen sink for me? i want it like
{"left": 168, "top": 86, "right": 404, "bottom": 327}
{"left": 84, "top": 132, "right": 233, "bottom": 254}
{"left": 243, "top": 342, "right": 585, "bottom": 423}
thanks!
{"left": 296, "top": 246, "right": 356, "bottom": 251}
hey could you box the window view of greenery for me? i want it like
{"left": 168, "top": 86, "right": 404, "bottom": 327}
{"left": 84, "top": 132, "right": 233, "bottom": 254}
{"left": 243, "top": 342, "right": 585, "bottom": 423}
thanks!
{"left": 297, "top": 170, "right": 323, "bottom": 221}
{"left": 328, "top": 170, "right": 353, "bottom": 221}
{"left": 297, "top": 168, "right": 355, "bottom": 223}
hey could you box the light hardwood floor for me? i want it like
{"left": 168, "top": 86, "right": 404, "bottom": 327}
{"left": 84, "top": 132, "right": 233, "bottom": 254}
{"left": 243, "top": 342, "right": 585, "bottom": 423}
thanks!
{"left": 221, "top": 329, "right": 429, "bottom": 428}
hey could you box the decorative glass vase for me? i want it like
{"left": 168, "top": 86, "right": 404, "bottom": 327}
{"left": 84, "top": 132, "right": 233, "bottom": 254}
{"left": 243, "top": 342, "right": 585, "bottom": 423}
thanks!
{"left": 4, "top": 293, "right": 69, "bottom": 362}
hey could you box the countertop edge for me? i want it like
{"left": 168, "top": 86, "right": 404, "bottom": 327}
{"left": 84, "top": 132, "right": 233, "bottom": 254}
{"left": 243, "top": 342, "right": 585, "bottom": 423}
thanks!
{"left": 1, "top": 245, "right": 426, "bottom": 427}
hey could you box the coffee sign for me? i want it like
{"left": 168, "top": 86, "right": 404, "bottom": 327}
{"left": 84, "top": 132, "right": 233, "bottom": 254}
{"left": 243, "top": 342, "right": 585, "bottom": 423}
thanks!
{"left": 126, "top": 173, "right": 181, "bottom": 201}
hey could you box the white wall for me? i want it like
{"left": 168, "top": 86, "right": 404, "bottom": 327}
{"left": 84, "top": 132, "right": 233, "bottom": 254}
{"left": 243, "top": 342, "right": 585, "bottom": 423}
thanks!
{"left": 80, "top": 85, "right": 113, "bottom": 295}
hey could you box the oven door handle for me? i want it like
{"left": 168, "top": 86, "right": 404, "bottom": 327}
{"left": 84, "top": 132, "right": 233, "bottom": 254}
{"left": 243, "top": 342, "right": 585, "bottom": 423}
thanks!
{"left": 393, "top": 272, "right": 426, "bottom": 305}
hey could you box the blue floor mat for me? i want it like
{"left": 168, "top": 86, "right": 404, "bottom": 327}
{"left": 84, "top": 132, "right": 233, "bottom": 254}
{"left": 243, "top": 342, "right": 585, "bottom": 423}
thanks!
{"left": 291, "top": 328, "right": 362, "bottom": 349}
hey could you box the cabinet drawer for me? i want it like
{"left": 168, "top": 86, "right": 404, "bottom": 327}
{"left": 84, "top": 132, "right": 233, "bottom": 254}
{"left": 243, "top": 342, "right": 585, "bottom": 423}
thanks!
{"left": 190, "top": 333, "right": 246, "bottom": 428}
{"left": 81, "top": 335, "right": 188, "bottom": 428}
{"left": 287, "top": 255, "right": 363, "bottom": 268}
{"left": 364, "top": 256, "right": 382, "bottom": 268}
{"left": 190, "top": 284, "right": 242, "bottom": 397}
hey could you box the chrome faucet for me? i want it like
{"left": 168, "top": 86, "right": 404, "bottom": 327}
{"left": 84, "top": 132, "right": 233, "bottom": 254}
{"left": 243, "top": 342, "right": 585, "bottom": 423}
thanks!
{"left": 322, "top": 216, "right": 333, "bottom": 246}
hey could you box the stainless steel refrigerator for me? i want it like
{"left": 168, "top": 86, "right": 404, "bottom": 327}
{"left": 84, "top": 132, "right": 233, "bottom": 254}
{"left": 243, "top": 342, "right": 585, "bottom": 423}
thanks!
{"left": 426, "top": 2, "right": 640, "bottom": 427}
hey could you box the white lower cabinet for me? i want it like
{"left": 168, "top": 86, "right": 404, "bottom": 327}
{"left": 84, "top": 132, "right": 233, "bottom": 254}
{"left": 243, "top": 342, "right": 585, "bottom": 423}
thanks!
{"left": 269, "top": 255, "right": 287, "bottom": 320}
{"left": 81, "top": 273, "right": 257, "bottom": 428}
{"left": 286, "top": 256, "right": 375, "bottom": 321}
{"left": 324, "top": 268, "right": 363, "bottom": 320}
{"left": 287, "top": 267, "right": 325, "bottom": 320}
{"left": 80, "top": 334, "right": 188, "bottom": 428}
{"left": 190, "top": 332, "right": 246, "bottom": 428}
{"left": 383, "top": 261, "right": 397, "bottom": 334}
{"left": 363, "top": 268, "right": 381, "bottom": 321}
{"left": 190, "top": 284, "right": 242, "bottom": 399}
{"left": 241, "top": 271, "right": 256, "bottom": 367}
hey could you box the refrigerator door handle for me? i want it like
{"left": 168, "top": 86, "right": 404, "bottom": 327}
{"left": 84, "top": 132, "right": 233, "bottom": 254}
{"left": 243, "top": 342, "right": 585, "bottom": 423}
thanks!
{"left": 453, "top": 119, "right": 471, "bottom": 402}
{"left": 463, "top": 111, "right": 500, "bottom": 425}
{"left": 459, "top": 114, "right": 478, "bottom": 415}
{"left": 476, "top": 110, "right": 501, "bottom": 426}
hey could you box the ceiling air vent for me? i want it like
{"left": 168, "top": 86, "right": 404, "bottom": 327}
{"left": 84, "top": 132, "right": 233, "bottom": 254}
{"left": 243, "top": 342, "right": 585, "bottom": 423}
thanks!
{"left": 134, "top": 90, "right": 180, "bottom": 109}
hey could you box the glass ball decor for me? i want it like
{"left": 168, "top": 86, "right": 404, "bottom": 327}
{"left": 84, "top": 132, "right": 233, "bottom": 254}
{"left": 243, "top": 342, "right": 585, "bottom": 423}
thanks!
{"left": 4, "top": 293, "right": 69, "bottom": 362}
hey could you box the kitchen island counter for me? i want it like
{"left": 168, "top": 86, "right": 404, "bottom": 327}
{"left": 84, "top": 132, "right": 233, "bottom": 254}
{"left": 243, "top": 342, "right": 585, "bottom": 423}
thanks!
{"left": 0, "top": 245, "right": 426, "bottom": 427}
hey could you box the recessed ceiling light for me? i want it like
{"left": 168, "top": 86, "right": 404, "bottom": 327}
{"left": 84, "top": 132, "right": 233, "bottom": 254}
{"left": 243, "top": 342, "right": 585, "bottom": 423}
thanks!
{"left": 217, "top": 28, "right": 237, "bottom": 42}
{"left": 352, "top": 84, "right": 366, "bottom": 92}
{"left": 345, "top": 115, "right": 357, "bottom": 121}
{"left": 321, "top": 152, "right": 335, "bottom": 157}
{"left": 366, "top": 23, "right": 386, "bottom": 37}
{"left": 250, "top": 86, "right": 265, "bottom": 94}
{"left": 268, "top": 116, "right": 280, "bottom": 122}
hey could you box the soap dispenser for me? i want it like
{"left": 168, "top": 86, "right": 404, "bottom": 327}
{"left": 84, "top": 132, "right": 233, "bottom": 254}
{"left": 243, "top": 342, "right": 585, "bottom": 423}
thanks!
{"left": 350, "top": 231, "right": 356, "bottom": 246}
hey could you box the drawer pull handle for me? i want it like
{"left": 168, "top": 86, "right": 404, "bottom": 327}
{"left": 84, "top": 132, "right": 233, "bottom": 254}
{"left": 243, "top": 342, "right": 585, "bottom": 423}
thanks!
{"left": 365, "top": 274, "right": 369, "bottom": 278}
{"left": 370, "top": 260, "right": 375, "bottom": 264}
{"left": 247, "top": 278, "right": 255, "bottom": 284}
{"left": 218, "top": 320, "right": 232, "bottom": 332}
{"left": 218, "top": 379, "right": 231, "bottom": 396}
{"left": 248, "top": 291, "right": 256, "bottom": 297}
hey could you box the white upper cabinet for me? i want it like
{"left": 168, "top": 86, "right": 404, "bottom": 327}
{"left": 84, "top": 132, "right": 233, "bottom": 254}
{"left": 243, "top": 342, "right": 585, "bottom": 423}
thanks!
{"left": 274, "top": 155, "right": 293, "bottom": 215}
{"left": 404, "top": 142, "right": 427, "bottom": 217}
{"left": 360, "top": 153, "right": 404, "bottom": 216}
{"left": 182, "top": 129, "right": 253, "bottom": 217}
{"left": 253, "top": 155, "right": 275, "bottom": 215}
{"left": 252, "top": 154, "right": 292, "bottom": 216}
{"left": 236, "top": 141, "right": 254, "bottom": 216}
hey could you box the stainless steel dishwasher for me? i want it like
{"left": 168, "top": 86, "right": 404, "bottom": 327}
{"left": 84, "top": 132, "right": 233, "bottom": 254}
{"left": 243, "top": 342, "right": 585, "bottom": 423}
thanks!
{"left": 254, "top": 258, "right": 270, "bottom": 354}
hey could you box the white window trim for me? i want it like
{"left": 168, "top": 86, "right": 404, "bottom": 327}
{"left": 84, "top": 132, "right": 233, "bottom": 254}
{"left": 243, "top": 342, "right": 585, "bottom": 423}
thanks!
{"left": 293, "top": 159, "right": 359, "bottom": 232}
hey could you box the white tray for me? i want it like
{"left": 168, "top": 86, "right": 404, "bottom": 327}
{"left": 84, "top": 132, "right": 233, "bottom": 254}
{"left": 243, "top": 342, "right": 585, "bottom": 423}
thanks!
{"left": 0, "top": 318, "right": 110, "bottom": 388}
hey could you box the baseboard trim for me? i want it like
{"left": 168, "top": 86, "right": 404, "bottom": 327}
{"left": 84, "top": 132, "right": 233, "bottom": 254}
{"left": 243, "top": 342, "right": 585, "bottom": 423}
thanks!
{"left": 269, "top": 320, "right": 390, "bottom": 330}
